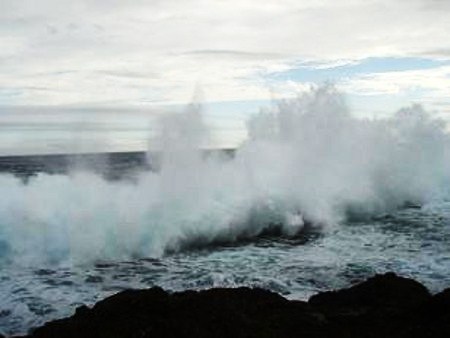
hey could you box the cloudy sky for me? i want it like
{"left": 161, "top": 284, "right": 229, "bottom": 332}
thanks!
{"left": 1, "top": 0, "right": 450, "bottom": 154}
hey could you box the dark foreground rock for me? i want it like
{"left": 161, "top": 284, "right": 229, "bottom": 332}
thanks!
{"left": 14, "top": 273, "right": 450, "bottom": 338}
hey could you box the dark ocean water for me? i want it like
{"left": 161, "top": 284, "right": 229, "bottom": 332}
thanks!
{"left": 0, "top": 153, "right": 449, "bottom": 335}
{"left": 0, "top": 152, "right": 151, "bottom": 180}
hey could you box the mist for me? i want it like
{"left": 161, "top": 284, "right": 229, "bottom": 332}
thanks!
{"left": 0, "top": 86, "right": 448, "bottom": 266}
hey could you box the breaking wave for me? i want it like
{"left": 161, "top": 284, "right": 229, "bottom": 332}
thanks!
{"left": 0, "top": 86, "right": 449, "bottom": 265}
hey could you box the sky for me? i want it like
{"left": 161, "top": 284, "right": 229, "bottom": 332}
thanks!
{"left": 1, "top": 0, "right": 450, "bottom": 154}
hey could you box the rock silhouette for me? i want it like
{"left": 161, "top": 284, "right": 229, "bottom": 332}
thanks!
{"left": 13, "top": 273, "right": 450, "bottom": 338}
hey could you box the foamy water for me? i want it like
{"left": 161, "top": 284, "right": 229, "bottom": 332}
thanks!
{"left": 1, "top": 200, "right": 450, "bottom": 335}
{"left": 1, "top": 86, "right": 449, "bottom": 335}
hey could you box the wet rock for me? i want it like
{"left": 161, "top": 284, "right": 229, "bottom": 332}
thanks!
{"left": 307, "top": 272, "right": 434, "bottom": 337}
{"left": 19, "top": 273, "right": 450, "bottom": 338}
{"left": 401, "top": 288, "right": 450, "bottom": 338}
{"left": 309, "top": 272, "right": 431, "bottom": 311}
{"left": 74, "top": 305, "right": 90, "bottom": 318}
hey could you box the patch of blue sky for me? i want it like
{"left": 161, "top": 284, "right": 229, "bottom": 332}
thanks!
{"left": 267, "top": 57, "right": 450, "bottom": 83}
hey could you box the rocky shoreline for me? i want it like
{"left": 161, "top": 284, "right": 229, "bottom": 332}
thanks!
{"left": 6, "top": 272, "right": 450, "bottom": 338}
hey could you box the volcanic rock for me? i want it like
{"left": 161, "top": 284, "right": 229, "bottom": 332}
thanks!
{"left": 15, "top": 272, "right": 450, "bottom": 338}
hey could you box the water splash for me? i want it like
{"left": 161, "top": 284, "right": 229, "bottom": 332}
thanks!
{"left": 0, "top": 86, "right": 448, "bottom": 265}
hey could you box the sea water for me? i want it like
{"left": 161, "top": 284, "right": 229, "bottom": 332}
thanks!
{"left": 1, "top": 86, "right": 449, "bottom": 335}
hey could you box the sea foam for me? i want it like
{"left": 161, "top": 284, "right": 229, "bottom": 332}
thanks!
{"left": 0, "top": 86, "right": 448, "bottom": 264}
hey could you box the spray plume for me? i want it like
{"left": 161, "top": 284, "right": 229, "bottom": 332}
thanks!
{"left": 0, "top": 86, "right": 448, "bottom": 265}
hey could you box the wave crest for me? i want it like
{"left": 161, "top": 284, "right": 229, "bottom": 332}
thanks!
{"left": 0, "top": 86, "right": 448, "bottom": 265}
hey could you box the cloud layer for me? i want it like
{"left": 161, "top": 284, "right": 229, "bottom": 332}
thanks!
{"left": 1, "top": 0, "right": 449, "bottom": 106}
{"left": 1, "top": 0, "right": 449, "bottom": 154}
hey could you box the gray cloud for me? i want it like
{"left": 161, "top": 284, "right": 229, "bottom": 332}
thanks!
{"left": 0, "top": 0, "right": 449, "bottom": 106}
{"left": 419, "top": 0, "right": 450, "bottom": 11}
{"left": 418, "top": 49, "right": 450, "bottom": 58}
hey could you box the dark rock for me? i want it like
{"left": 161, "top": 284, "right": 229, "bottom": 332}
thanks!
{"left": 400, "top": 288, "right": 450, "bottom": 338}
{"left": 421, "top": 287, "right": 450, "bottom": 317}
{"left": 19, "top": 273, "right": 450, "bottom": 338}
{"left": 74, "top": 305, "right": 90, "bottom": 317}
{"left": 309, "top": 272, "right": 431, "bottom": 311}
{"left": 307, "top": 272, "right": 434, "bottom": 337}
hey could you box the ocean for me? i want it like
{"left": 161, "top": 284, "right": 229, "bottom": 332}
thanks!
{"left": 1, "top": 87, "right": 449, "bottom": 335}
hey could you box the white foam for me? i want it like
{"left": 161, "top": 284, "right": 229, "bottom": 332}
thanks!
{"left": 0, "top": 86, "right": 448, "bottom": 265}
